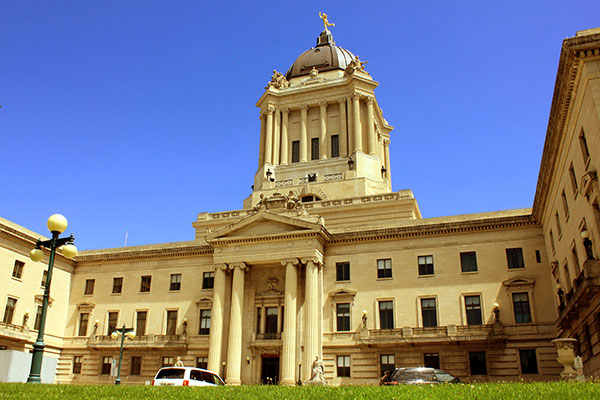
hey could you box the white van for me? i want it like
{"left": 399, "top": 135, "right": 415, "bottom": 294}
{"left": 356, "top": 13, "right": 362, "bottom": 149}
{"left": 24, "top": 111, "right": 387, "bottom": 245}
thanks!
{"left": 152, "top": 366, "right": 225, "bottom": 386}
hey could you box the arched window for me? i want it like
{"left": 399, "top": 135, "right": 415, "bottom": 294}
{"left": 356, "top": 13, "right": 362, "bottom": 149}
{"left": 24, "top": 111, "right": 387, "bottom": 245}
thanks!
{"left": 301, "top": 195, "right": 321, "bottom": 203}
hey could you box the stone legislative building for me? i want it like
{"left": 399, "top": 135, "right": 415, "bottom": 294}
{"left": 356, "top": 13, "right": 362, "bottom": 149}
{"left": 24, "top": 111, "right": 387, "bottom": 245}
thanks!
{"left": 1, "top": 21, "right": 600, "bottom": 384}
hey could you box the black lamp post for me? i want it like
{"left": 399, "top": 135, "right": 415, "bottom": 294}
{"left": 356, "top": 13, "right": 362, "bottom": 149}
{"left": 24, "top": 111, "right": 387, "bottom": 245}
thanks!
{"left": 111, "top": 324, "right": 135, "bottom": 385}
{"left": 27, "top": 214, "right": 77, "bottom": 383}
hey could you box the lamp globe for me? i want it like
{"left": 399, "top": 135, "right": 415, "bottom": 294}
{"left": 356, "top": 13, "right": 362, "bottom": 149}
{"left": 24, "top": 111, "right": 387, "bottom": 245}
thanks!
{"left": 30, "top": 248, "right": 44, "bottom": 262}
{"left": 47, "top": 214, "right": 68, "bottom": 234}
{"left": 62, "top": 244, "right": 78, "bottom": 259}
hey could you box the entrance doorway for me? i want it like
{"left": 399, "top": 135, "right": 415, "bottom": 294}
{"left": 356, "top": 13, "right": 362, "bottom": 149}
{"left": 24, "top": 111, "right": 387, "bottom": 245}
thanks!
{"left": 261, "top": 355, "right": 280, "bottom": 384}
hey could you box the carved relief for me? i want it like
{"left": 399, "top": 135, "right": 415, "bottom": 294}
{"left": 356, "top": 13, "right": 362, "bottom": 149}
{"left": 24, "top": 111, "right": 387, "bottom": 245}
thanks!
{"left": 580, "top": 170, "right": 598, "bottom": 204}
{"left": 266, "top": 70, "right": 289, "bottom": 89}
{"left": 344, "top": 55, "right": 369, "bottom": 76}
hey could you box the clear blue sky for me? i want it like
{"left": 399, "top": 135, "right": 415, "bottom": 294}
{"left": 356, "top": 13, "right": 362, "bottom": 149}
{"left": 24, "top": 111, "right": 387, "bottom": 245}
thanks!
{"left": 1, "top": 1, "right": 598, "bottom": 250}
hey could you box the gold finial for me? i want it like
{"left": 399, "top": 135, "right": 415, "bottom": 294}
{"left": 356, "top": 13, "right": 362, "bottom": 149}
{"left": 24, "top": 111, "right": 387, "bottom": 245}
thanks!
{"left": 318, "top": 12, "right": 335, "bottom": 31}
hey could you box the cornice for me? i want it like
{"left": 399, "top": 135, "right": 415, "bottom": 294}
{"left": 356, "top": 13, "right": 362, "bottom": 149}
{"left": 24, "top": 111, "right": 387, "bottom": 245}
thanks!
{"left": 76, "top": 245, "right": 213, "bottom": 265}
{"left": 329, "top": 214, "right": 538, "bottom": 244}
{"left": 532, "top": 32, "right": 600, "bottom": 221}
{"left": 209, "top": 230, "right": 330, "bottom": 247}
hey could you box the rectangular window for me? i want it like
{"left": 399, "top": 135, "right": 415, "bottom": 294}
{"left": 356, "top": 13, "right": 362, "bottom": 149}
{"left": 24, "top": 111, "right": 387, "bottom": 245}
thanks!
{"left": 337, "top": 355, "right": 350, "bottom": 377}
{"left": 380, "top": 354, "right": 395, "bottom": 374}
{"left": 140, "top": 276, "right": 152, "bottom": 292}
{"left": 291, "top": 140, "right": 300, "bottom": 163}
{"left": 311, "top": 138, "right": 319, "bottom": 160}
{"left": 12, "top": 260, "right": 24, "bottom": 279}
{"left": 265, "top": 307, "right": 278, "bottom": 335}
{"left": 512, "top": 292, "right": 532, "bottom": 323}
{"left": 162, "top": 356, "right": 174, "bottom": 367}
{"left": 336, "top": 262, "right": 350, "bottom": 281}
{"left": 84, "top": 279, "right": 95, "bottom": 295}
{"left": 421, "top": 298, "right": 437, "bottom": 327}
{"left": 166, "top": 310, "right": 178, "bottom": 335}
{"left": 199, "top": 309, "right": 211, "bottom": 335}
{"left": 112, "top": 277, "right": 123, "bottom": 294}
{"left": 579, "top": 129, "right": 590, "bottom": 163}
{"left": 424, "top": 353, "right": 440, "bottom": 369}
{"left": 41, "top": 270, "right": 48, "bottom": 288}
{"left": 418, "top": 255, "right": 434, "bottom": 276}
{"left": 572, "top": 244, "right": 581, "bottom": 276}
{"left": 535, "top": 250, "right": 542, "bottom": 263}
{"left": 549, "top": 230, "right": 556, "bottom": 253}
{"left": 107, "top": 312, "right": 118, "bottom": 335}
{"left": 33, "top": 305, "right": 43, "bottom": 331}
{"left": 136, "top": 311, "right": 147, "bottom": 336}
{"left": 460, "top": 252, "right": 478, "bottom": 272}
{"left": 73, "top": 356, "right": 82, "bottom": 374}
{"left": 331, "top": 134, "right": 340, "bottom": 158}
{"left": 336, "top": 303, "right": 351, "bottom": 332}
{"left": 563, "top": 262, "right": 572, "bottom": 291}
{"left": 196, "top": 356, "right": 208, "bottom": 369}
{"left": 2, "top": 297, "right": 17, "bottom": 324}
{"left": 101, "top": 356, "right": 112, "bottom": 375}
{"left": 465, "top": 295, "right": 482, "bottom": 325}
{"left": 519, "top": 349, "right": 538, "bottom": 374}
{"left": 379, "top": 300, "right": 394, "bottom": 330}
{"left": 561, "top": 190, "right": 570, "bottom": 217}
{"left": 78, "top": 312, "right": 89, "bottom": 336}
{"left": 555, "top": 212, "right": 562, "bottom": 237}
{"left": 377, "top": 258, "right": 392, "bottom": 279}
{"left": 202, "top": 272, "right": 214, "bottom": 289}
{"left": 569, "top": 164, "right": 578, "bottom": 193}
{"left": 170, "top": 274, "right": 182, "bottom": 291}
{"left": 131, "top": 356, "right": 142, "bottom": 376}
{"left": 256, "top": 307, "right": 262, "bottom": 333}
{"left": 469, "top": 351, "right": 487, "bottom": 375}
{"left": 506, "top": 248, "right": 525, "bottom": 269}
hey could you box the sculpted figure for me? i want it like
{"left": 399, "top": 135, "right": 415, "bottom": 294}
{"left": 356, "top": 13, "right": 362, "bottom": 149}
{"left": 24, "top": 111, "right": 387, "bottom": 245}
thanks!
{"left": 319, "top": 12, "right": 335, "bottom": 30}
{"left": 309, "top": 356, "right": 326, "bottom": 383}
{"left": 267, "top": 69, "right": 289, "bottom": 89}
{"left": 175, "top": 356, "right": 184, "bottom": 367}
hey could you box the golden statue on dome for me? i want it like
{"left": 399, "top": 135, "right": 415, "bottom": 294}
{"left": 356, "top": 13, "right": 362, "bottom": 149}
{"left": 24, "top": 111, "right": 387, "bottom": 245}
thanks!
{"left": 319, "top": 12, "right": 335, "bottom": 31}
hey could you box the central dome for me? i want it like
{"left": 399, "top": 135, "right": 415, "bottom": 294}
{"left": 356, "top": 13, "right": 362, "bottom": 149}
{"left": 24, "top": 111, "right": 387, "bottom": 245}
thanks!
{"left": 285, "top": 29, "right": 355, "bottom": 79}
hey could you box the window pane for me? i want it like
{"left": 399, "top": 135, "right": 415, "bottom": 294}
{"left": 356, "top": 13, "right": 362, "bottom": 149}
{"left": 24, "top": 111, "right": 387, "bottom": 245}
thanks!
{"left": 377, "top": 259, "right": 392, "bottom": 279}
{"left": 73, "top": 356, "right": 82, "bottom": 374}
{"left": 200, "top": 309, "right": 211, "bottom": 335}
{"left": 421, "top": 298, "right": 437, "bottom": 327}
{"left": 84, "top": 279, "right": 95, "bottom": 295}
{"left": 3, "top": 298, "right": 17, "bottom": 324}
{"left": 336, "top": 262, "right": 350, "bottom": 281}
{"left": 331, "top": 134, "right": 340, "bottom": 158}
{"left": 136, "top": 311, "right": 147, "bottom": 336}
{"left": 140, "top": 276, "right": 152, "bottom": 292}
{"left": 170, "top": 274, "right": 182, "bottom": 291}
{"left": 418, "top": 255, "right": 434, "bottom": 276}
{"left": 166, "top": 310, "right": 178, "bottom": 335}
{"left": 506, "top": 248, "right": 525, "bottom": 269}
{"left": 465, "top": 295, "right": 482, "bottom": 325}
{"left": 336, "top": 303, "right": 350, "bottom": 332}
{"left": 12, "top": 260, "right": 24, "bottom": 279}
{"left": 78, "top": 313, "right": 89, "bottom": 336}
{"left": 460, "top": 252, "right": 478, "bottom": 272}
{"left": 131, "top": 356, "right": 142, "bottom": 375}
{"left": 424, "top": 353, "right": 440, "bottom": 369}
{"left": 311, "top": 138, "right": 319, "bottom": 160}
{"left": 379, "top": 301, "right": 394, "bottom": 329}
{"left": 337, "top": 355, "right": 350, "bottom": 377}
{"left": 265, "top": 307, "right": 278, "bottom": 334}
{"left": 196, "top": 356, "right": 208, "bottom": 369}
{"left": 112, "top": 277, "right": 123, "bottom": 294}
{"left": 512, "top": 292, "right": 532, "bottom": 323}
{"left": 202, "top": 272, "right": 214, "bottom": 289}
{"left": 108, "top": 312, "right": 118, "bottom": 335}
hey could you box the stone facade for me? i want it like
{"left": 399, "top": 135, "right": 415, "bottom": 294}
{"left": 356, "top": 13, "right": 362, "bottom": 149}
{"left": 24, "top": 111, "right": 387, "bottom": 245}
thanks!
{"left": 1, "top": 26, "right": 599, "bottom": 384}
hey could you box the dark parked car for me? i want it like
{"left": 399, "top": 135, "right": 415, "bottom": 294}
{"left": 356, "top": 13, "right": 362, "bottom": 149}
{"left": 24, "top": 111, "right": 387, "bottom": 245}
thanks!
{"left": 380, "top": 367, "right": 460, "bottom": 385}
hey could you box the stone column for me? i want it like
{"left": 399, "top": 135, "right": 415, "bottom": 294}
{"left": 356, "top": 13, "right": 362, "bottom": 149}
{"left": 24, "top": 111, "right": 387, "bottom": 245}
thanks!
{"left": 384, "top": 139, "right": 391, "bottom": 181}
{"left": 280, "top": 108, "right": 289, "bottom": 165}
{"left": 226, "top": 262, "right": 248, "bottom": 385}
{"left": 366, "top": 96, "right": 376, "bottom": 156}
{"left": 258, "top": 113, "right": 265, "bottom": 168}
{"left": 337, "top": 98, "right": 347, "bottom": 157}
{"left": 264, "top": 107, "right": 274, "bottom": 166}
{"left": 319, "top": 102, "right": 328, "bottom": 159}
{"left": 346, "top": 97, "right": 353, "bottom": 154}
{"left": 302, "top": 257, "right": 322, "bottom": 380}
{"left": 273, "top": 108, "right": 281, "bottom": 166}
{"left": 207, "top": 265, "right": 227, "bottom": 374}
{"left": 352, "top": 94, "right": 362, "bottom": 152}
{"left": 280, "top": 258, "right": 299, "bottom": 386}
{"left": 300, "top": 105, "right": 308, "bottom": 162}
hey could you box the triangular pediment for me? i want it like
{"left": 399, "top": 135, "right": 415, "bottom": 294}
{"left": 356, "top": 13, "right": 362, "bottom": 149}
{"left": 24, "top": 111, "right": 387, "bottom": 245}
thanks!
{"left": 206, "top": 211, "right": 323, "bottom": 242}
{"left": 502, "top": 276, "right": 535, "bottom": 288}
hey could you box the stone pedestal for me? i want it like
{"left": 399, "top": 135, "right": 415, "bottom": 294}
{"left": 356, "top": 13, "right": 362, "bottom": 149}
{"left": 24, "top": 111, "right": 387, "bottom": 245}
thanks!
{"left": 552, "top": 338, "right": 578, "bottom": 380}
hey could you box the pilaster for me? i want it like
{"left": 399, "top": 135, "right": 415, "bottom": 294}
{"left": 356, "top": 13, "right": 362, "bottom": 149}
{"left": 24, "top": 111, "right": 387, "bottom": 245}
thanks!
{"left": 280, "top": 108, "right": 289, "bottom": 165}
{"left": 352, "top": 94, "right": 362, "bottom": 152}
{"left": 319, "top": 102, "right": 328, "bottom": 159}
{"left": 337, "top": 98, "right": 348, "bottom": 157}
{"left": 264, "top": 107, "right": 274, "bottom": 166}
{"left": 300, "top": 105, "right": 309, "bottom": 162}
{"left": 366, "top": 96, "right": 376, "bottom": 156}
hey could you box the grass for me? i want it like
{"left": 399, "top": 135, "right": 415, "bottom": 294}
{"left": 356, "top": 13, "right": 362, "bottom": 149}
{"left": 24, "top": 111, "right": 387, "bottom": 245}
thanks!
{"left": 0, "top": 382, "right": 599, "bottom": 399}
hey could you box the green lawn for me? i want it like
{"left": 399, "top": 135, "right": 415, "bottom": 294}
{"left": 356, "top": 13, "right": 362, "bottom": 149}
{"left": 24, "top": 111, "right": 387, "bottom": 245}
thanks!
{"left": 0, "top": 382, "right": 598, "bottom": 399}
